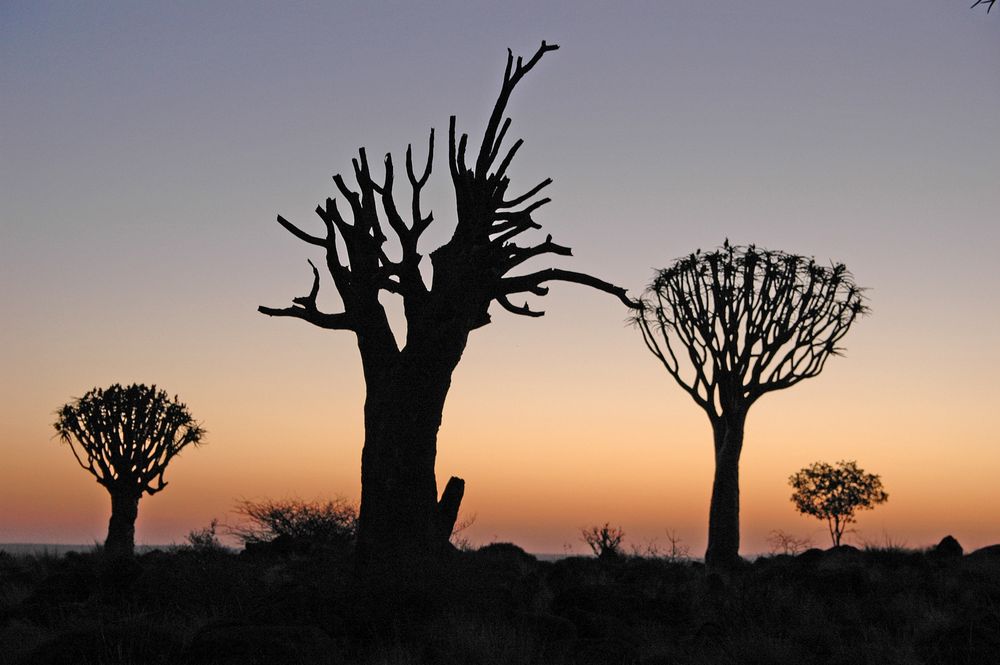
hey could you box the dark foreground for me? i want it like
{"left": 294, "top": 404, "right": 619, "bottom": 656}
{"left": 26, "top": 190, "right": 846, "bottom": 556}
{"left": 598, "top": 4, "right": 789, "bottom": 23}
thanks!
{"left": 1, "top": 540, "right": 998, "bottom": 664}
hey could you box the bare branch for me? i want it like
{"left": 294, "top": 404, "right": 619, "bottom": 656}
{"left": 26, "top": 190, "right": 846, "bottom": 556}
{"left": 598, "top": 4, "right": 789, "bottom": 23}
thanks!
{"left": 639, "top": 242, "right": 867, "bottom": 415}
{"left": 504, "top": 234, "right": 572, "bottom": 269}
{"left": 258, "top": 304, "right": 356, "bottom": 331}
{"left": 500, "top": 268, "right": 639, "bottom": 310}
{"left": 500, "top": 178, "right": 552, "bottom": 209}
{"left": 497, "top": 294, "right": 544, "bottom": 317}
{"left": 259, "top": 261, "right": 357, "bottom": 331}
{"left": 53, "top": 384, "right": 205, "bottom": 499}
{"left": 277, "top": 215, "right": 325, "bottom": 247}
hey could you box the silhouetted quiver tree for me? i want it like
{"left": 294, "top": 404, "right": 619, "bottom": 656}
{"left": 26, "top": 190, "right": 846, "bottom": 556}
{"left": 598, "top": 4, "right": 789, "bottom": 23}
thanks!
{"left": 54, "top": 383, "right": 205, "bottom": 559}
{"left": 635, "top": 241, "right": 867, "bottom": 567}
{"left": 259, "top": 42, "right": 634, "bottom": 582}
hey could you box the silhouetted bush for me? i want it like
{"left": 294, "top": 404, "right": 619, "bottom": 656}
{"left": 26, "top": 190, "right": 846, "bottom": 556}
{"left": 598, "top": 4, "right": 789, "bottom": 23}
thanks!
{"left": 229, "top": 498, "right": 357, "bottom": 552}
{"left": 766, "top": 529, "right": 813, "bottom": 555}
{"left": 580, "top": 523, "right": 625, "bottom": 560}
{"left": 185, "top": 519, "right": 225, "bottom": 552}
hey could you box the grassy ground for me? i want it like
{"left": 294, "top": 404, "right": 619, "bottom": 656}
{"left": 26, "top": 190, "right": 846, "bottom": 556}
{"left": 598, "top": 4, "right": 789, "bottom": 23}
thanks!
{"left": 1, "top": 540, "right": 998, "bottom": 664}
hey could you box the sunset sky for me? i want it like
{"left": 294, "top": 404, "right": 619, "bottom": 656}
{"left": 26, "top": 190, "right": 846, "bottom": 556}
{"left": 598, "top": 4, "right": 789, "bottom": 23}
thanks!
{"left": 2, "top": 1, "right": 998, "bottom": 556}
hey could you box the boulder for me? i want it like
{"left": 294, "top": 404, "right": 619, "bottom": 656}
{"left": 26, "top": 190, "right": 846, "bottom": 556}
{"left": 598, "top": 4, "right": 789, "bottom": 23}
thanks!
{"left": 968, "top": 544, "right": 1000, "bottom": 559}
{"left": 931, "top": 535, "right": 963, "bottom": 557}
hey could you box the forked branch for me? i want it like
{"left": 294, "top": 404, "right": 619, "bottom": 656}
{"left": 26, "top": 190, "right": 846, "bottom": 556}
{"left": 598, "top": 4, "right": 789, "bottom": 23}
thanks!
{"left": 636, "top": 242, "right": 867, "bottom": 412}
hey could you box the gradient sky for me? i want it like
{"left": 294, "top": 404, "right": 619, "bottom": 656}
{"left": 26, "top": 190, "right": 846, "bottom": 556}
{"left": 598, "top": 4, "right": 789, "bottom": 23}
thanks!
{"left": 2, "top": 1, "right": 998, "bottom": 555}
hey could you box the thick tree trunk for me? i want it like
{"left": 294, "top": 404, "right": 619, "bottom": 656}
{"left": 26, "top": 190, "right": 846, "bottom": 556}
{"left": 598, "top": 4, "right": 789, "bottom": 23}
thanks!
{"left": 705, "top": 409, "right": 746, "bottom": 569}
{"left": 105, "top": 490, "right": 140, "bottom": 559}
{"left": 354, "top": 328, "right": 468, "bottom": 586}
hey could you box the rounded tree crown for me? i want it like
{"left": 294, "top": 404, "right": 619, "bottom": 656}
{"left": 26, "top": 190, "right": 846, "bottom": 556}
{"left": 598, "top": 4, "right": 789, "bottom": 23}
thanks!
{"left": 53, "top": 383, "right": 205, "bottom": 496}
{"left": 636, "top": 240, "right": 868, "bottom": 415}
{"left": 789, "top": 460, "right": 888, "bottom": 522}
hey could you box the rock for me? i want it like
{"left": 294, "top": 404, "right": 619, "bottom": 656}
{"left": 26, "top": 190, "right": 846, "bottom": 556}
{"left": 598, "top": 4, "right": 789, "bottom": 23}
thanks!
{"left": 795, "top": 548, "right": 825, "bottom": 564}
{"left": 826, "top": 544, "right": 860, "bottom": 556}
{"left": 932, "top": 535, "right": 963, "bottom": 557}
{"left": 815, "top": 545, "right": 861, "bottom": 572}
{"left": 968, "top": 544, "right": 1000, "bottom": 559}
{"left": 473, "top": 542, "right": 538, "bottom": 570}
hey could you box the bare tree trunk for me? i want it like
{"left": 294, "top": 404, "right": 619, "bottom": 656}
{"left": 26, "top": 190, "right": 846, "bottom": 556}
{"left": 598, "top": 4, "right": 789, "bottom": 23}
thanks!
{"left": 705, "top": 409, "right": 746, "bottom": 569}
{"left": 830, "top": 516, "right": 842, "bottom": 547}
{"left": 436, "top": 476, "right": 465, "bottom": 543}
{"left": 354, "top": 329, "right": 468, "bottom": 585}
{"left": 105, "top": 491, "right": 139, "bottom": 559}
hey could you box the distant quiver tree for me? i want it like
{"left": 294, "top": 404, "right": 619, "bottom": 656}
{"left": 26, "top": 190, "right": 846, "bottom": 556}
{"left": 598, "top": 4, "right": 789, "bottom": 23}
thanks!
{"left": 789, "top": 460, "right": 888, "bottom": 547}
{"left": 635, "top": 241, "right": 867, "bottom": 567}
{"left": 259, "top": 42, "right": 634, "bottom": 584}
{"left": 54, "top": 383, "right": 205, "bottom": 558}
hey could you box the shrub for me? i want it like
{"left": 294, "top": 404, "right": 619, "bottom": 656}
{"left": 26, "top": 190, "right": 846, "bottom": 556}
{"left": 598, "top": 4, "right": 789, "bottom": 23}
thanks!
{"left": 185, "top": 519, "right": 225, "bottom": 552}
{"left": 629, "top": 529, "right": 690, "bottom": 562}
{"left": 229, "top": 498, "right": 357, "bottom": 548}
{"left": 581, "top": 523, "right": 625, "bottom": 560}
{"left": 450, "top": 513, "right": 477, "bottom": 551}
{"left": 766, "top": 529, "right": 813, "bottom": 556}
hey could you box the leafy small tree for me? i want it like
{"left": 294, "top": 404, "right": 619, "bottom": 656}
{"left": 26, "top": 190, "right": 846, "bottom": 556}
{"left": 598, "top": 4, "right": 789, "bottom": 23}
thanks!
{"left": 789, "top": 460, "right": 888, "bottom": 547}
{"left": 53, "top": 383, "right": 205, "bottom": 558}
{"left": 581, "top": 523, "right": 625, "bottom": 560}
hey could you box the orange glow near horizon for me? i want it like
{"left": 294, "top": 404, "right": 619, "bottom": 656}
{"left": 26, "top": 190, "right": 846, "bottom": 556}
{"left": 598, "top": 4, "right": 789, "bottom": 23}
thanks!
{"left": 3, "top": 300, "right": 999, "bottom": 556}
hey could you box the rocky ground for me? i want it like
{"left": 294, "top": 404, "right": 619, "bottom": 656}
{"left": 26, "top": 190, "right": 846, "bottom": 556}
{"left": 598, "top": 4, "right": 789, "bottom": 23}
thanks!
{"left": 1, "top": 536, "right": 998, "bottom": 664}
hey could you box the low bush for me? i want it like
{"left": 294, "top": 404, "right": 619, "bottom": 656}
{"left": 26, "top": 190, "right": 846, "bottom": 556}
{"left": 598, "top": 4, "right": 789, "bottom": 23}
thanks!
{"left": 228, "top": 497, "right": 357, "bottom": 550}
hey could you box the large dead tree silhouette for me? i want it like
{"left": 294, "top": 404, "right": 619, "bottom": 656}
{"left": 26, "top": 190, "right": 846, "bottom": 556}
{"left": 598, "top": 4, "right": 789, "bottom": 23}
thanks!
{"left": 53, "top": 383, "right": 205, "bottom": 559}
{"left": 635, "top": 241, "right": 867, "bottom": 568}
{"left": 259, "top": 42, "right": 634, "bottom": 580}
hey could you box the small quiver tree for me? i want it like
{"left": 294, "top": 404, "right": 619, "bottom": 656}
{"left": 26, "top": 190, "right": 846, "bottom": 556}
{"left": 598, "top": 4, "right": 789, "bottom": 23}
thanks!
{"left": 54, "top": 383, "right": 205, "bottom": 559}
{"left": 635, "top": 241, "right": 867, "bottom": 568}
{"left": 789, "top": 460, "right": 888, "bottom": 547}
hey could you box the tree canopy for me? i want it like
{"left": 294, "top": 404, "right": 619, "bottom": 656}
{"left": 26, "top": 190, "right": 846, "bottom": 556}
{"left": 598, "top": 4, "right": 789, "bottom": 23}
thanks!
{"left": 54, "top": 383, "right": 205, "bottom": 496}
{"left": 790, "top": 460, "right": 889, "bottom": 547}
{"left": 636, "top": 240, "right": 868, "bottom": 415}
